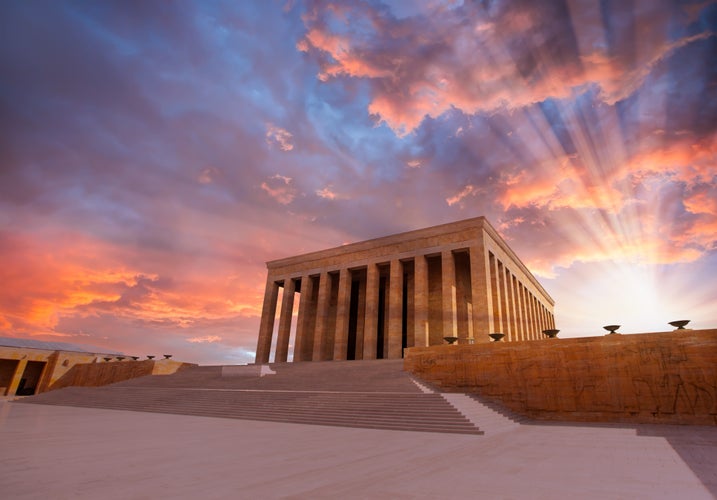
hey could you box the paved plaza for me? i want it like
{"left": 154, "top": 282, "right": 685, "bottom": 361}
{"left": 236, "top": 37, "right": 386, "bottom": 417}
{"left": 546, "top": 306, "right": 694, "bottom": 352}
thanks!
{"left": 1, "top": 399, "right": 715, "bottom": 499}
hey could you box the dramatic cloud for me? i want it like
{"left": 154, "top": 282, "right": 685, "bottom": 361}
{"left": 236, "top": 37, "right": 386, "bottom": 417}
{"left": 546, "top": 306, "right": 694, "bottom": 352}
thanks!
{"left": 300, "top": 1, "right": 716, "bottom": 135}
{"left": 1, "top": 0, "right": 715, "bottom": 362}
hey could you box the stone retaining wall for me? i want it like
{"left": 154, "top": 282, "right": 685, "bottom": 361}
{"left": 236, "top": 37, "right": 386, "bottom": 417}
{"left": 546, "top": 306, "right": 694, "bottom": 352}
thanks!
{"left": 404, "top": 329, "right": 717, "bottom": 425}
{"left": 48, "top": 359, "right": 195, "bottom": 391}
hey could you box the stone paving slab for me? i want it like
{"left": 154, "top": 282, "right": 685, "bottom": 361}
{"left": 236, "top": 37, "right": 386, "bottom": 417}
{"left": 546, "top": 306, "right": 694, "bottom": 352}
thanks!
{"left": 1, "top": 400, "right": 715, "bottom": 499}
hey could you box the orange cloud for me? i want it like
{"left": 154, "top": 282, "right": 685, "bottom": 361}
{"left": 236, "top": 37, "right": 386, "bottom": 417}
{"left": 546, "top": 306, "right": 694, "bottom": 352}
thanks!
{"left": 0, "top": 232, "right": 140, "bottom": 334}
{"left": 495, "top": 131, "right": 717, "bottom": 276}
{"left": 299, "top": 3, "right": 715, "bottom": 136}
{"left": 0, "top": 228, "right": 266, "bottom": 343}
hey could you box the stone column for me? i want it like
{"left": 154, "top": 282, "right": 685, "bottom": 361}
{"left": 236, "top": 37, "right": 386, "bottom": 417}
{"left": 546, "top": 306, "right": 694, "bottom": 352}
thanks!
{"left": 524, "top": 292, "right": 532, "bottom": 339}
{"left": 363, "top": 263, "right": 379, "bottom": 360}
{"left": 275, "top": 279, "right": 295, "bottom": 363}
{"left": 529, "top": 293, "right": 538, "bottom": 340}
{"left": 413, "top": 255, "right": 429, "bottom": 347}
{"left": 255, "top": 276, "right": 279, "bottom": 363}
{"left": 513, "top": 276, "right": 524, "bottom": 341}
{"left": 490, "top": 254, "right": 503, "bottom": 336}
{"left": 312, "top": 271, "right": 331, "bottom": 361}
{"left": 507, "top": 271, "right": 519, "bottom": 341}
{"left": 37, "top": 351, "right": 60, "bottom": 393}
{"left": 387, "top": 259, "right": 403, "bottom": 358}
{"left": 469, "top": 244, "right": 492, "bottom": 341}
{"left": 294, "top": 275, "right": 314, "bottom": 362}
{"left": 516, "top": 283, "right": 525, "bottom": 340}
{"left": 442, "top": 250, "right": 457, "bottom": 339}
{"left": 535, "top": 301, "right": 542, "bottom": 336}
{"left": 522, "top": 287, "right": 530, "bottom": 340}
{"left": 333, "top": 268, "right": 351, "bottom": 360}
{"left": 497, "top": 262, "right": 512, "bottom": 341}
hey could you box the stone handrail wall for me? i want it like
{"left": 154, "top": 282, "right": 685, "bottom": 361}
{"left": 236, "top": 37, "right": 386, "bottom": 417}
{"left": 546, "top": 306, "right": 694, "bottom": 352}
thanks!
{"left": 48, "top": 359, "right": 195, "bottom": 391}
{"left": 404, "top": 329, "right": 717, "bottom": 425}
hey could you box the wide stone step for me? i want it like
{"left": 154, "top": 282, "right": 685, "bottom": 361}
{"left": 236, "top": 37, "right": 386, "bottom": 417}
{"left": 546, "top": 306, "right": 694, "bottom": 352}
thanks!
{"left": 113, "top": 360, "right": 420, "bottom": 392}
{"left": 17, "top": 360, "right": 529, "bottom": 435}
{"left": 22, "top": 385, "right": 483, "bottom": 434}
{"left": 29, "top": 399, "right": 470, "bottom": 422}
{"left": 23, "top": 402, "right": 481, "bottom": 435}
{"left": 27, "top": 391, "right": 468, "bottom": 418}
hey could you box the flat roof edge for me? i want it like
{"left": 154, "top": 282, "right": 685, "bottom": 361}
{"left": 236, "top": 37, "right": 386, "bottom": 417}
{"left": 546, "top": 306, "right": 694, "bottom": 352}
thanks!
{"left": 266, "top": 217, "right": 488, "bottom": 268}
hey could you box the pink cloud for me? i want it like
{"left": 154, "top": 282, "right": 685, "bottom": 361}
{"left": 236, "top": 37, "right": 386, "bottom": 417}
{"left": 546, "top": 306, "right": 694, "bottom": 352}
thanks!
{"left": 299, "top": 3, "right": 714, "bottom": 135}
{"left": 446, "top": 184, "right": 477, "bottom": 206}
{"left": 265, "top": 123, "right": 294, "bottom": 151}
{"left": 316, "top": 186, "right": 346, "bottom": 200}
{"left": 187, "top": 335, "right": 222, "bottom": 344}
{"left": 197, "top": 166, "right": 221, "bottom": 184}
{"left": 261, "top": 174, "right": 297, "bottom": 204}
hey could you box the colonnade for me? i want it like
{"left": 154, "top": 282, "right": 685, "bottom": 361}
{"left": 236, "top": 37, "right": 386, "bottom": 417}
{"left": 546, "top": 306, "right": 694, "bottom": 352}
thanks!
{"left": 256, "top": 244, "right": 555, "bottom": 364}
{"left": 487, "top": 250, "right": 555, "bottom": 342}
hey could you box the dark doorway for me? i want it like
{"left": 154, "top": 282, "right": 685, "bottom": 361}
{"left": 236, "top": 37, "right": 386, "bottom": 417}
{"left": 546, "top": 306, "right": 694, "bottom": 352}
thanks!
{"left": 0, "top": 359, "right": 19, "bottom": 396}
{"left": 16, "top": 361, "right": 46, "bottom": 396}
{"left": 402, "top": 272, "right": 409, "bottom": 353}
{"left": 347, "top": 280, "right": 360, "bottom": 360}
{"left": 376, "top": 276, "right": 387, "bottom": 359}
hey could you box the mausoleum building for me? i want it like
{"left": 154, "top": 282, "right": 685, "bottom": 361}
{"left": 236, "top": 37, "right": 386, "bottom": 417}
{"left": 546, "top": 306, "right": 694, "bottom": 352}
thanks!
{"left": 255, "top": 217, "right": 554, "bottom": 363}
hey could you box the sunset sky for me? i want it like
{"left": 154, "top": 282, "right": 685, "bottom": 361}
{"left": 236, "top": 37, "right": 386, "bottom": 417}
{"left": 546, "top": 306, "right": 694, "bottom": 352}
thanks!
{"left": 1, "top": 0, "right": 715, "bottom": 365}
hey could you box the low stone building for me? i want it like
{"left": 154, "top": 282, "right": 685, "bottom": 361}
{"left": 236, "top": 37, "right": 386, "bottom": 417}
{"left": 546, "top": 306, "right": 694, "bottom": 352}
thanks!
{"left": 0, "top": 337, "right": 122, "bottom": 397}
{"left": 256, "top": 217, "right": 555, "bottom": 363}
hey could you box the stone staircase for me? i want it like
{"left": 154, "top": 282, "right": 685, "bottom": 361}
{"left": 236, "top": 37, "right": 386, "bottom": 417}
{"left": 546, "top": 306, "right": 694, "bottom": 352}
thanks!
{"left": 442, "top": 393, "right": 525, "bottom": 436}
{"left": 18, "top": 360, "right": 524, "bottom": 435}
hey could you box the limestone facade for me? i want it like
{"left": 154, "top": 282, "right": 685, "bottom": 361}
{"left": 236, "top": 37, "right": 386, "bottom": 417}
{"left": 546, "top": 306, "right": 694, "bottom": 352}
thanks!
{"left": 256, "top": 217, "right": 555, "bottom": 363}
{"left": 0, "top": 343, "right": 190, "bottom": 396}
{"left": 0, "top": 345, "right": 109, "bottom": 396}
{"left": 404, "top": 329, "right": 717, "bottom": 425}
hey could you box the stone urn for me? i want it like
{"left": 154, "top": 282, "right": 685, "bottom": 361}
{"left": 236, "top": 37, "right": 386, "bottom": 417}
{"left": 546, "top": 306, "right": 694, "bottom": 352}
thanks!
{"left": 163, "top": 354, "right": 172, "bottom": 360}
{"left": 130, "top": 356, "right": 139, "bottom": 361}
{"left": 668, "top": 320, "right": 690, "bottom": 330}
{"left": 542, "top": 329, "right": 560, "bottom": 338}
{"left": 103, "top": 357, "right": 112, "bottom": 362}
{"left": 488, "top": 333, "right": 505, "bottom": 342}
{"left": 603, "top": 325, "right": 621, "bottom": 335}
{"left": 116, "top": 356, "right": 125, "bottom": 361}
{"left": 147, "top": 355, "right": 155, "bottom": 360}
{"left": 443, "top": 336, "right": 459, "bottom": 345}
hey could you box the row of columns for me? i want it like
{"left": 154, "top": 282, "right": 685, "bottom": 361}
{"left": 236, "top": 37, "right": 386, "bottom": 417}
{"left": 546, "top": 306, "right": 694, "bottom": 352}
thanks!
{"left": 488, "top": 251, "right": 555, "bottom": 341}
{"left": 256, "top": 246, "right": 555, "bottom": 363}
